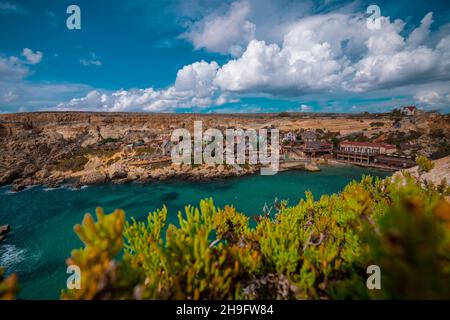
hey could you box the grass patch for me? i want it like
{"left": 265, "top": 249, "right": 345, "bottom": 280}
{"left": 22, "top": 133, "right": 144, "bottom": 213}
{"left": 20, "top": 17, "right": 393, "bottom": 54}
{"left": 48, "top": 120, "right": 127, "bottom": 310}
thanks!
{"left": 56, "top": 156, "right": 88, "bottom": 172}
{"left": 106, "top": 156, "right": 121, "bottom": 166}
{"left": 135, "top": 146, "right": 157, "bottom": 154}
{"left": 99, "top": 137, "right": 119, "bottom": 145}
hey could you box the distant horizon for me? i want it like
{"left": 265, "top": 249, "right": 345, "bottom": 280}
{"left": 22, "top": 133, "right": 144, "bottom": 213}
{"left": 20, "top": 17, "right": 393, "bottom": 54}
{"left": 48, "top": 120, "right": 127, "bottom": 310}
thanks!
{"left": 1, "top": 108, "right": 448, "bottom": 116}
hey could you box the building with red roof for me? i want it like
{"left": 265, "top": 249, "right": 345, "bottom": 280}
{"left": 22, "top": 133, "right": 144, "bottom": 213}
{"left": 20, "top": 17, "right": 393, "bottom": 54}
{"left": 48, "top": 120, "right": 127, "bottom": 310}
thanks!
{"left": 339, "top": 141, "right": 397, "bottom": 155}
{"left": 401, "top": 106, "right": 417, "bottom": 116}
{"left": 337, "top": 141, "right": 397, "bottom": 164}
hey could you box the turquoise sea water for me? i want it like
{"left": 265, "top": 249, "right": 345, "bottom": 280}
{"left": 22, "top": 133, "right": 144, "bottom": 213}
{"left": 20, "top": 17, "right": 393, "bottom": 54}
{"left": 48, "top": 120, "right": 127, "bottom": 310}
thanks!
{"left": 0, "top": 165, "right": 389, "bottom": 299}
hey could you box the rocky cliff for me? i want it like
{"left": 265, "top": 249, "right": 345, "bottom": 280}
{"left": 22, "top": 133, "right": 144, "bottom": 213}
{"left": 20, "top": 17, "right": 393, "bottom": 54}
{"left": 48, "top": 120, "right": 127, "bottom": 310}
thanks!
{"left": 0, "top": 112, "right": 448, "bottom": 191}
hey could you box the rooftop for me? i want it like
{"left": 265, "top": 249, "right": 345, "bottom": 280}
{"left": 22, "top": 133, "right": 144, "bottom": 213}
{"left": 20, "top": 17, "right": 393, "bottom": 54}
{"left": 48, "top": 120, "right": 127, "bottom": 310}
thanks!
{"left": 301, "top": 131, "right": 317, "bottom": 139}
{"left": 340, "top": 141, "right": 396, "bottom": 149}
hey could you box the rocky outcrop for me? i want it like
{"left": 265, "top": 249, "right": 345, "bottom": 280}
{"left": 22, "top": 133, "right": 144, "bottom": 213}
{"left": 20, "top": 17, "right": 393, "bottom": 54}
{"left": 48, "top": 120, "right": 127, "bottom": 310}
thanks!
{"left": 304, "top": 163, "right": 320, "bottom": 172}
{"left": 107, "top": 163, "right": 128, "bottom": 180}
{"left": 79, "top": 170, "right": 107, "bottom": 185}
{"left": 11, "top": 183, "right": 26, "bottom": 192}
{"left": 394, "top": 155, "right": 450, "bottom": 186}
{"left": 0, "top": 224, "right": 10, "bottom": 234}
{"left": 23, "top": 164, "right": 38, "bottom": 177}
{"left": 0, "top": 169, "right": 21, "bottom": 185}
{"left": 0, "top": 224, "right": 10, "bottom": 242}
{"left": 35, "top": 169, "right": 50, "bottom": 180}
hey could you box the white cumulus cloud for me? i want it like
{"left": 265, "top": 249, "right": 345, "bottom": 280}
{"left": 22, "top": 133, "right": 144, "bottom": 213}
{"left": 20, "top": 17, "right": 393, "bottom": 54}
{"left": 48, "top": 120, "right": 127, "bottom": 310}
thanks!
{"left": 80, "top": 53, "right": 102, "bottom": 66}
{"left": 414, "top": 85, "right": 450, "bottom": 110}
{"left": 407, "top": 12, "right": 434, "bottom": 48}
{"left": 0, "top": 1, "right": 26, "bottom": 15}
{"left": 22, "top": 48, "right": 43, "bottom": 65}
{"left": 181, "top": 1, "right": 255, "bottom": 56}
{"left": 55, "top": 60, "right": 229, "bottom": 112}
{"left": 35, "top": 10, "right": 450, "bottom": 113}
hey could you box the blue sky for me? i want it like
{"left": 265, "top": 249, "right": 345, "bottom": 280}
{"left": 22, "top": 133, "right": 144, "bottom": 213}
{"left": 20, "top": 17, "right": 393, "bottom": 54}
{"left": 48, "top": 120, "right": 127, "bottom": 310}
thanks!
{"left": 1, "top": 0, "right": 449, "bottom": 113}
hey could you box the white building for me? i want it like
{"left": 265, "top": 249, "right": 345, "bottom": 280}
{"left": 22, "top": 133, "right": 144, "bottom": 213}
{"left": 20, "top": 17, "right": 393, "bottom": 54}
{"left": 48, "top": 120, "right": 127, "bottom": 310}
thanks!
{"left": 401, "top": 106, "right": 417, "bottom": 116}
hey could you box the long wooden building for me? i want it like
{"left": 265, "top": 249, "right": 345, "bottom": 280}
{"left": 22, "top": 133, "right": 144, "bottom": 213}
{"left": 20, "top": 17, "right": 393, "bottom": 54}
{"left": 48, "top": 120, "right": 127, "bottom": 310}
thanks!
{"left": 337, "top": 141, "right": 396, "bottom": 164}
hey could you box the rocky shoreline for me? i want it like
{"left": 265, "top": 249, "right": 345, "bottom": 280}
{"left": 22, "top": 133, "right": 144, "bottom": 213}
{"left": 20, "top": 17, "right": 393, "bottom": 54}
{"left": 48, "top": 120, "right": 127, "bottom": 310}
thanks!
{"left": 1, "top": 162, "right": 262, "bottom": 192}
{"left": 2, "top": 162, "right": 327, "bottom": 192}
{"left": 0, "top": 158, "right": 328, "bottom": 192}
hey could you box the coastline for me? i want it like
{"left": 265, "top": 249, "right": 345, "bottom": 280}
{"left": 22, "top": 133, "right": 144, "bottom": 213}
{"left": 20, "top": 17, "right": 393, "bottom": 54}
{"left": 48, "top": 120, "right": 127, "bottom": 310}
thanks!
{"left": 0, "top": 161, "right": 394, "bottom": 193}
{"left": 1, "top": 111, "right": 447, "bottom": 192}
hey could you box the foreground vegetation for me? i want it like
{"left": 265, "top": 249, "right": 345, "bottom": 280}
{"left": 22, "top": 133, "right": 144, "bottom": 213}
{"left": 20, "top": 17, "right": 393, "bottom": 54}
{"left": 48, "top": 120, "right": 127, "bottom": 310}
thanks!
{"left": 1, "top": 171, "right": 449, "bottom": 300}
{"left": 58, "top": 172, "right": 449, "bottom": 300}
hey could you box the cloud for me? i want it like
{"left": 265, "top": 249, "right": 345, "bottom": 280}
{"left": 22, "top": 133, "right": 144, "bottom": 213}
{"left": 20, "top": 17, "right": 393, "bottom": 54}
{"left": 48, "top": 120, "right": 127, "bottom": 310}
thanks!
{"left": 175, "top": 0, "right": 313, "bottom": 47}
{"left": 22, "top": 48, "right": 43, "bottom": 65}
{"left": 213, "top": 13, "right": 360, "bottom": 94}
{"left": 0, "top": 1, "right": 26, "bottom": 15}
{"left": 4, "top": 5, "right": 450, "bottom": 114}
{"left": 406, "top": 12, "right": 434, "bottom": 48}
{"left": 80, "top": 53, "right": 102, "bottom": 66}
{"left": 215, "top": 12, "right": 450, "bottom": 97}
{"left": 52, "top": 11, "right": 450, "bottom": 113}
{"left": 55, "top": 60, "right": 229, "bottom": 112}
{"left": 414, "top": 84, "right": 450, "bottom": 110}
{"left": 300, "top": 104, "right": 312, "bottom": 112}
{"left": 0, "top": 48, "right": 92, "bottom": 112}
{"left": 0, "top": 48, "right": 43, "bottom": 82}
{"left": 46, "top": 10, "right": 57, "bottom": 27}
{"left": 347, "top": 15, "right": 450, "bottom": 92}
{"left": 181, "top": 1, "right": 255, "bottom": 56}
{"left": 0, "top": 55, "right": 29, "bottom": 81}
{"left": 0, "top": 82, "right": 92, "bottom": 112}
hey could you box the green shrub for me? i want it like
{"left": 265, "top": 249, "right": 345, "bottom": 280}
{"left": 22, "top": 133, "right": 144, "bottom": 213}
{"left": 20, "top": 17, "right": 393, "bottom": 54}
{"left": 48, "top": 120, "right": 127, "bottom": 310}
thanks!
{"left": 135, "top": 146, "right": 156, "bottom": 154}
{"left": 84, "top": 148, "right": 119, "bottom": 158}
{"left": 61, "top": 208, "right": 143, "bottom": 300}
{"left": 386, "top": 131, "right": 423, "bottom": 147}
{"left": 429, "top": 129, "right": 446, "bottom": 139}
{"left": 56, "top": 156, "right": 88, "bottom": 172}
{"left": 99, "top": 137, "right": 119, "bottom": 145}
{"left": 59, "top": 174, "right": 450, "bottom": 300}
{"left": 431, "top": 143, "right": 450, "bottom": 160}
{"left": 106, "top": 156, "right": 121, "bottom": 166}
{"left": 416, "top": 155, "right": 434, "bottom": 175}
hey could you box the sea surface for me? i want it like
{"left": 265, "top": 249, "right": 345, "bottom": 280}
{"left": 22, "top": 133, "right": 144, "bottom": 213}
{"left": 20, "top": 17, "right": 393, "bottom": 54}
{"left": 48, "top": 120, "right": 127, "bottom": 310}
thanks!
{"left": 0, "top": 165, "right": 389, "bottom": 299}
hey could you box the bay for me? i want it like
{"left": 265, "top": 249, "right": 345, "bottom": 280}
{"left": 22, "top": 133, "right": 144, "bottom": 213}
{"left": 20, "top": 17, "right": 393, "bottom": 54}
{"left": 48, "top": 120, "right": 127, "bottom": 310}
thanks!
{"left": 0, "top": 165, "right": 389, "bottom": 299}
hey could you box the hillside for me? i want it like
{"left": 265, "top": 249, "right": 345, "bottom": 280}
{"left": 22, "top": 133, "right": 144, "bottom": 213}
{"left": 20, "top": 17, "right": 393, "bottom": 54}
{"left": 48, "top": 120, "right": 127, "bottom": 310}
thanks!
{"left": 1, "top": 112, "right": 448, "bottom": 191}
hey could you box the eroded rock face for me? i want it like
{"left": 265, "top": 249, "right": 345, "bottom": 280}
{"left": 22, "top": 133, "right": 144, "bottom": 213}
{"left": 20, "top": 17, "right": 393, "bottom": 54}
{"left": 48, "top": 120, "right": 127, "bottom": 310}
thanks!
{"left": 11, "top": 182, "right": 26, "bottom": 192}
{"left": 0, "top": 224, "right": 11, "bottom": 242}
{"left": 0, "top": 224, "right": 10, "bottom": 235}
{"left": 305, "top": 163, "right": 320, "bottom": 172}
{"left": 108, "top": 163, "right": 128, "bottom": 180}
{"left": 79, "top": 170, "right": 107, "bottom": 185}
{"left": 393, "top": 155, "right": 450, "bottom": 187}
{"left": 35, "top": 169, "right": 50, "bottom": 180}
{"left": 23, "top": 164, "right": 38, "bottom": 177}
{"left": 0, "top": 169, "right": 21, "bottom": 185}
